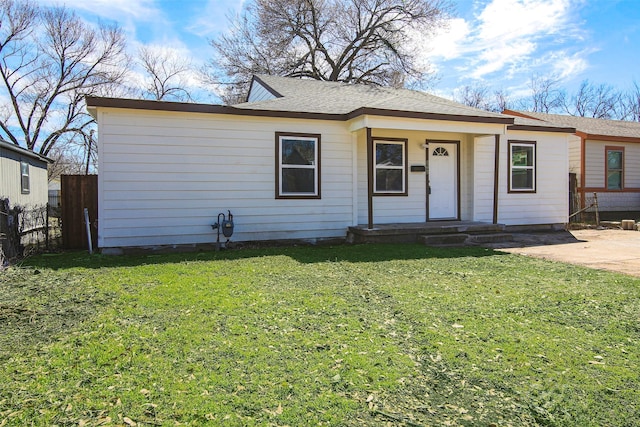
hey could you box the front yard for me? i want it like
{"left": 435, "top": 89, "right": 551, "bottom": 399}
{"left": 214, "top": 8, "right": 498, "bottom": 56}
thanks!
{"left": 1, "top": 244, "right": 639, "bottom": 426}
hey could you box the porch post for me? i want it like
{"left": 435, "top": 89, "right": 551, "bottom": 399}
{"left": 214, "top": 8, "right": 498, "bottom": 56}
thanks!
{"left": 367, "top": 127, "right": 374, "bottom": 229}
{"left": 493, "top": 134, "right": 500, "bottom": 224}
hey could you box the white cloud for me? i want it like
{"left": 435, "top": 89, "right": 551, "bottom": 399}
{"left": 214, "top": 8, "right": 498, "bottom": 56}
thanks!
{"left": 187, "top": 0, "right": 245, "bottom": 38}
{"left": 426, "top": 18, "right": 471, "bottom": 60}
{"left": 425, "top": 0, "right": 590, "bottom": 89}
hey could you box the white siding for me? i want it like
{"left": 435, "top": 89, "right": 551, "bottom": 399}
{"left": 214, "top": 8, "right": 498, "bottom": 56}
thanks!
{"left": 97, "top": 109, "right": 353, "bottom": 248}
{"left": 497, "top": 131, "right": 569, "bottom": 225}
{"left": 568, "top": 134, "right": 581, "bottom": 185}
{"left": 356, "top": 129, "right": 474, "bottom": 225}
{"left": 0, "top": 148, "right": 48, "bottom": 207}
{"left": 472, "top": 135, "right": 496, "bottom": 223}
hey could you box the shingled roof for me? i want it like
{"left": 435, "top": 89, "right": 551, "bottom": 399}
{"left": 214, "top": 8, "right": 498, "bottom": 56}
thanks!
{"left": 235, "top": 75, "right": 511, "bottom": 121}
{"left": 504, "top": 110, "right": 640, "bottom": 140}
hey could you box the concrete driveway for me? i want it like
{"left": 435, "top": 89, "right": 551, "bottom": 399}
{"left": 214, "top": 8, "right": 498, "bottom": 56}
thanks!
{"left": 486, "top": 229, "right": 640, "bottom": 278}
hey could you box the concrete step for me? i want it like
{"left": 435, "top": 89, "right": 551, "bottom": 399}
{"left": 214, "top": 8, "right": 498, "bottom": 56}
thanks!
{"left": 467, "top": 233, "right": 514, "bottom": 244}
{"left": 421, "top": 233, "right": 470, "bottom": 246}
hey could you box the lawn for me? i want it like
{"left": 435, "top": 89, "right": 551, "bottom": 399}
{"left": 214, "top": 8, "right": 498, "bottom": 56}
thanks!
{"left": 1, "top": 244, "right": 639, "bottom": 426}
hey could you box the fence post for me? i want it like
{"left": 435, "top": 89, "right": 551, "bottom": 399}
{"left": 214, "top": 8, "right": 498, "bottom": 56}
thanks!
{"left": 593, "top": 193, "right": 599, "bottom": 226}
{"left": 45, "top": 202, "right": 50, "bottom": 250}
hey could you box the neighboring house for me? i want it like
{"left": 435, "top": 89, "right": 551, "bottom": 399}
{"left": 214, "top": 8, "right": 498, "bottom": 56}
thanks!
{"left": 86, "top": 75, "right": 575, "bottom": 250}
{"left": 504, "top": 110, "right": 640, "bottom": 218}
{"left": 0, "top": 139, "right": 50, "bottom": 207}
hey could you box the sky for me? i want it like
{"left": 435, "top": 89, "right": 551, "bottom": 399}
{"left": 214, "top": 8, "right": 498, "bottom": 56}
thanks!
{"left": 38, "top": 0, "right": 640, "bottom": 103}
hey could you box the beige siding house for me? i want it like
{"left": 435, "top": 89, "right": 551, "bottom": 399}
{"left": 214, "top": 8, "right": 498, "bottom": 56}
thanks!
{"left": 505, "top": 110, "right": 640, "bottom": 218}
{"left": 0, "top": 140, "right": 50, "bottom": 207}
{"left": 87, "top": 76, "right": 574, "bottom": 250}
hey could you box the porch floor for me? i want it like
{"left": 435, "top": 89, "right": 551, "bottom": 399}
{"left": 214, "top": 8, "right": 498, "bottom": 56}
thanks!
{"left": 347, "top": 221, "right": 509, "bottom": 245}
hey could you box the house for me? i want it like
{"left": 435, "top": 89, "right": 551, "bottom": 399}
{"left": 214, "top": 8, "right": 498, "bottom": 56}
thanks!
{"left": 504, "top": 110, "right": 640, "bottom": 219}
{"left": 0, "top": 139, "right": 50, "bottom": 207}
{"left": 86, "top": 75, "right": 575, "bottom": 251}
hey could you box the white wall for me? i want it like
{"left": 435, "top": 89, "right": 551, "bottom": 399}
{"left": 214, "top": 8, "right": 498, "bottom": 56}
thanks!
{"left": 497, "top": 132, "right": 569, "bottom": 225}
{"left": 472, "top": 135, "right": 496, "bottom": 223}
{"left": 97, "top": 109, "right": 353, "bottom": 248}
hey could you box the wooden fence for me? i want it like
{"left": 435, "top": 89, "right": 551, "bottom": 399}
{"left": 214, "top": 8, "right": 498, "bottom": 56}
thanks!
{"left": 61, "top": 175, "right": 98, "bottom": 250}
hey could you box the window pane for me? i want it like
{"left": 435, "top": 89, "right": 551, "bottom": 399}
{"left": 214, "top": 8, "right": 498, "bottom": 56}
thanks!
{"left": 607, "top": 171, "right": 622, "bottom": 190}
{"left": 607, "top": 150, "right": 622, "bottom": 169}
{"left": 376, "top": 143, "right": 403, "bottom": 166}
{"left": 282, "top": 168, "right": 315, "bottom": 193}
{"left": 511, "top": 145, "right": 533, "bottom": 167}
{"left": 20, "top": 161, "right": 29, "bottom": 193}
{"left": 512, "top": 169, "right": 533, "bottom": 190}
{"left": 282, "top": 139, "right": 315, "bottom": 165}
{"left": 376, "top": 169, "right": 403, "bottom": 192}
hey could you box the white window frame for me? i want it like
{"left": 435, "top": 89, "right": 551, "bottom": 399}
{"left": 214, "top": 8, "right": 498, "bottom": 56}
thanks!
{"left": 276, "top": 133, "right": 320, "bottom": 199}
{"left": 509, "top": 141, "right": 536, "bottom": 193}
{"left": 20, "top": 160, "right": 30, "bottom": 194}
{"left": 373, "top": 139, "right": 407, "bottom": 195}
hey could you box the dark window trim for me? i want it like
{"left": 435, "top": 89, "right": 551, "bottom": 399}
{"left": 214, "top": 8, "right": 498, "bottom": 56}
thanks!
{"left": 605, "top": 146, "right": 624, "bottom": 191}
{"left": 20, "top": 160, "right": 30, "bottom": 194}
{"left": 275, "top": 132, "right": 321, "bottom": 199}
{"left": 508, "top": 140, "right": 537, "bottom": 193}
{"left": 372, "top": 137, "right": 408, "bottom": 196}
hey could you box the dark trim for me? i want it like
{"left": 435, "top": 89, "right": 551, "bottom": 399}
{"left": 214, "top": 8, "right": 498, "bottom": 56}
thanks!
{"left": 366, "top": 128, "right": 373, "bottom": 229}
{"left": 424, "top": 140, "right": 429, "bottom": 221}
{"left": 581, "top": 187, "right": 640, "bottom": 193}
{"left": 425, "top": 140, "right": 461, "bottom": 220}
{"left": 86, "top": 96, "right": 347, "bottom": 122}
{"left": 493, "top": 135, "right": 500, "bottom": 224}
{"left": 85, "top": 96, "right": 519, "bottom": 126}
{"left": 605, "top": 146, "right": 624, "bottom": 191}
{"left": 585, "top": 134, "right": 640, "bottom": 144}
{"left": 507, "top": 140, "right": 537, "bottom": 193}
{"left": 508, "top": 124, "right": 575, "bottom": 133}
{"left": 580, "top": 135, "right": 586, "bottom": 209}
{"left": 372, "top": 137, "right": 409, "bottom": 196}
{"left": 246, "top": 75, "right": 284, "bottom": 102}
{"left": 275, "top": 132, "right": 322, "bottom": 199}
{"left": 347, "top": 107, "right": 513, "bottom": 124}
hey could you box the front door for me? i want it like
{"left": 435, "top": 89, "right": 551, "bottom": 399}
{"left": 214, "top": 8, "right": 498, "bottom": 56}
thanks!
{"left": 428, "top": 142, "right": 458, "bottom": 220}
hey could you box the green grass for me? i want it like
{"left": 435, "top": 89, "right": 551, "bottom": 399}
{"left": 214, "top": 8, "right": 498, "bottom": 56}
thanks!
{"left": 1, "top": 244, "right": 639, "bottom": 426}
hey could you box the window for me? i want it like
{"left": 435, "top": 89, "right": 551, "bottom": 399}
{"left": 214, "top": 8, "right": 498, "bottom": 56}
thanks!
{"left": 509, "top": 141, "right": 536, "bottom": 192}
{"left": 374, "top": 139, "right": 407, "bottom": 195}
{"left": 20, "top": 160, "right": 30, "bottom": 194}
{"left": 276, "top": 132, "right": 320, "bottom": 198}
{"left": 606, "top": 147, "right": 623, "bottom": 190}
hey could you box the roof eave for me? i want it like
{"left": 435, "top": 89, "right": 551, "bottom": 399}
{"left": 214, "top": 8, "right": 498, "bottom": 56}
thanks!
{"left": 508, "top": 124, "right": 576, "bottom": 133}
{"left": 0, "top": 140, "right": 52, "bottom": 163}
{"left": 347, "top": 107, "right": 514, "bottom": 125}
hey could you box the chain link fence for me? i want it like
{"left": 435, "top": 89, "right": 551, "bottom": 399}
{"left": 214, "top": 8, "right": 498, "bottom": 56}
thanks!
{"left": 0, "top": 198, "right": 62, "bottom": 265}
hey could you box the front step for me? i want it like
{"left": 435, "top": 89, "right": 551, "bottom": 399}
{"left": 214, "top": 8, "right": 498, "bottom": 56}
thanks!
{"left": 421, "top": 233, "right": 470, "bottom": 246}
{"left": 467, "top": 233, "right": 513, "bottom": 244}
{"left": 421, "top": 232, "right": 513, "bottom": 247}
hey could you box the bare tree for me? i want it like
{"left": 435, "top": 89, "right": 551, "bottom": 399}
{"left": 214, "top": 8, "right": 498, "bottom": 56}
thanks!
{"left": 0, "top": 0, "right": 128, "bottom": 156}
{"left": 563, "top": 80, "right": 621, "bottom": 119}
{"left": 455, "top": 84, "right": 511, "bottom": 113}
{"left": 521, "top": 74, "right": 565, "bottom": 113}
{"left": 620, "top": 81, "right": 640, "bottom": 122}
{"left": 137, "top": 46, "right": 193, "bottom": 102}
{"left": 207, "top": 0, "right": 452, "bottom": 103}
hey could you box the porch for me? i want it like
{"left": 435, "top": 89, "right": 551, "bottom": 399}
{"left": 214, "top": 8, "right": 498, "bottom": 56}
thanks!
{"left": 346, "top": 221, "right": 513, "bottom": 246}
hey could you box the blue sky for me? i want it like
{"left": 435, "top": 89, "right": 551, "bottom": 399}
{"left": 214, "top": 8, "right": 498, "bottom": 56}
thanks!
{"left": 41, "top": 0, "right": 640, "bottom": 103}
